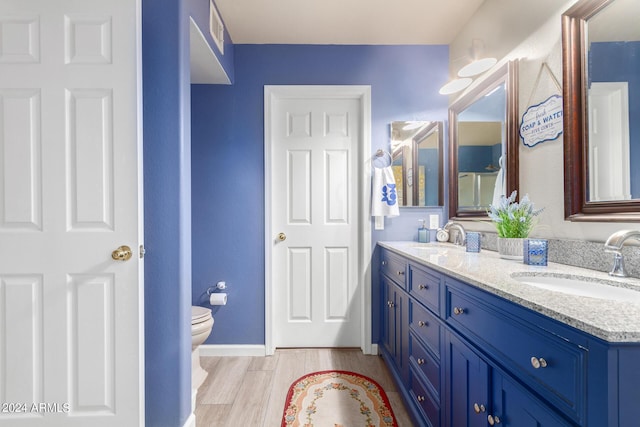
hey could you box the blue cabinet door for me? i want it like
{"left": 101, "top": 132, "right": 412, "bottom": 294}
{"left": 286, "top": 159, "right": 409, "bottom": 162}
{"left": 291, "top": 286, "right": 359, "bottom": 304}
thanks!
{"left": 491, "top": 369, "right": 574, "bottom": 427}
{"left": 446, "top": 333, "right": 489, "bottom": 427}
{"left": 381, "top": 277, "right": 409, "bottom": 382}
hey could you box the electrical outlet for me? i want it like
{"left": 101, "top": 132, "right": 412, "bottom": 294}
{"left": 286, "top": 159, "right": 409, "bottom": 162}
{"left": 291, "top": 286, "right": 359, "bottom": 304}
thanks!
{"left": 429, "top": 214, "right": 439, "bottom": 229}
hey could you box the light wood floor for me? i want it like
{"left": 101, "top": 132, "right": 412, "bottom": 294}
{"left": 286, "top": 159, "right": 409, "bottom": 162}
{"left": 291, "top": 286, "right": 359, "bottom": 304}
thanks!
{"left": 195, "top": 348, "right": 414, "bottom": 426}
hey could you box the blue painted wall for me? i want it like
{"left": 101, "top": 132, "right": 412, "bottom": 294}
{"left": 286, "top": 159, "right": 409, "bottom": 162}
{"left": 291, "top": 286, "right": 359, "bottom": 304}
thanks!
{"left": 143, "top": 0, "right": 193, "bottom": 425}
{"left": 590, "top": 41, "right": 640, "bottom": 198}
{"left": 191, "top": 44, "right": 448, "bottom": 346}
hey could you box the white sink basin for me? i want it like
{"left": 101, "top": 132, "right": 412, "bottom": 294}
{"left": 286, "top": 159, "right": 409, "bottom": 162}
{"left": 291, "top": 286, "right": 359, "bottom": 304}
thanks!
{"left": 511, "top": 273, "right": 640, "bottom": 302}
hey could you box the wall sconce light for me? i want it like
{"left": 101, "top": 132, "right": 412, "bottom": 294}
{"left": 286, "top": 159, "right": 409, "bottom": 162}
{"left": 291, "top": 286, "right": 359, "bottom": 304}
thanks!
{"left": 439, "top": 39, "right": 497, "bottom": 95}
{"left": 438, "top": 78, "right": 472, "bottom": 95}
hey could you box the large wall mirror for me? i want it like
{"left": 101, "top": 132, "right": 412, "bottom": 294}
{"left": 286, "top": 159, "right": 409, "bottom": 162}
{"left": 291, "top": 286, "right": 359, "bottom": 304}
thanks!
{"left": 448, "top": 60, "right": 519, "bottom": 219}
{"left": 389, "top": 121, "right": 444, "bottom": 207}
{"left": 563, "top": 0, "right": 640, "bottom": 221}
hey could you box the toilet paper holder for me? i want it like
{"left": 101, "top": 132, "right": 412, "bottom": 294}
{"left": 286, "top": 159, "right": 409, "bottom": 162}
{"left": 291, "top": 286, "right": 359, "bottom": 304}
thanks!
{"left": 206, "top": 281, "right": 226, "bottom": 295}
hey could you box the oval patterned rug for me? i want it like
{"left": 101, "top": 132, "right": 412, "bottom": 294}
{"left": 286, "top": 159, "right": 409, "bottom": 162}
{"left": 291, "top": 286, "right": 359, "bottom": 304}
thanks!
{"left": 281, "top": 370, "right": 398, "bottom": 427}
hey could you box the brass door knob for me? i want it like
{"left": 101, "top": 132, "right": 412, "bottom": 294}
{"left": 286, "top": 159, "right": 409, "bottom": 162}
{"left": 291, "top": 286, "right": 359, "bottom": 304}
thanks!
{"left": 277, "top": 232, "right": 287, "bottom": 241}
{"left": 112, "top": 245, "right": 132, "bottom": 261}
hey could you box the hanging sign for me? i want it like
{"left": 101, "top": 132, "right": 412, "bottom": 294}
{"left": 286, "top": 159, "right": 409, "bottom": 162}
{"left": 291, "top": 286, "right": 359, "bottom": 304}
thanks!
{"left": 519, "top": 94, "right": 563, "bottom": 147}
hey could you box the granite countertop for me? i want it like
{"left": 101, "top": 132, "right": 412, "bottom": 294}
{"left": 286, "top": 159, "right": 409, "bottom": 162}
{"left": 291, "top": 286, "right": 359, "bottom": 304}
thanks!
{"left": 378, "top": 241, "right": 640, "bottom": 343}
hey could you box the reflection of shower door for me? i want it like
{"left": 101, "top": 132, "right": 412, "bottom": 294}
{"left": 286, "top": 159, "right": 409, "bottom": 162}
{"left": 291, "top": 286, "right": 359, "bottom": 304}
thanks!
{"left": 588, "top": 82, "right": 630, "bottom": 201}
{"left": 458, "top": 172, "right": 498, "bottom": 210}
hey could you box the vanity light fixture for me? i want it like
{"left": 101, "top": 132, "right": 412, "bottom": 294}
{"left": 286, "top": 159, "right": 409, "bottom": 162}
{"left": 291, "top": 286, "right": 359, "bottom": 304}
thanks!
{"left": 458, "top": 57, "right": 498, "bottom": 77}
{"left": 438, "top": 77, "right": 472, "bottom": 95}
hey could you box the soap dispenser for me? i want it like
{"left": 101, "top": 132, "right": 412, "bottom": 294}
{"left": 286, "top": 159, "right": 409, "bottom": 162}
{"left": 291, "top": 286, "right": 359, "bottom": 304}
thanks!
{"left": 418, "top": 219, "right": 429, "bottom": 243}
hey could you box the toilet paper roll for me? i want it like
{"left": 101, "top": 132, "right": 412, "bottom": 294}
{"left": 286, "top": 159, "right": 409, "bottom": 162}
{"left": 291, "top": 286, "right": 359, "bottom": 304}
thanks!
{"left": 209, "top": 292, "right": 227, "bottom": 306}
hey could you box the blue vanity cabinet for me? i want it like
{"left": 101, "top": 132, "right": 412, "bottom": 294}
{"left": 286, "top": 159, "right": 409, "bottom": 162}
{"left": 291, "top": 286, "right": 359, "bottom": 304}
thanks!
{"left": 377, "top": 244, "right": 639, "bottom": 427}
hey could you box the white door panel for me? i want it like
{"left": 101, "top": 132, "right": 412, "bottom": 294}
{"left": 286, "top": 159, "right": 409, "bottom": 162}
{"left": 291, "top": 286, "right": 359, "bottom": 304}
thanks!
{"left": 0, "top": 0, "right": 142, "bottom": 425}
{"left": 271, "top": 95, "right": 361, "bottom": 348}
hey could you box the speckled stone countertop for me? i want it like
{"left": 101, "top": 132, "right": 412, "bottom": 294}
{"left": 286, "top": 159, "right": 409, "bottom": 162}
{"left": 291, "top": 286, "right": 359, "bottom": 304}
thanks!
{"left": 378, "top": 241, "right": 640, "bottom": 343}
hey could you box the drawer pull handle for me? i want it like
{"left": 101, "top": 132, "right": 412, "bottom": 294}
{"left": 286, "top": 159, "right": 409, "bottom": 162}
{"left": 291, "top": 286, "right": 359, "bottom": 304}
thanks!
{"left": 418, "top": 320, "right": 428, "bottom": 327}
{"left": 473, "top": 403, "right": 486, "bottom": 413}
{"left": 530, "top": 356, "right": 548, "bottom": 369}
{"left": 417, "top": 358, "right": 426, "bottom": 365}
{"left": 487, "top": 414, "right": 501, "bottom": 425}
{"left": 453, "top": 307, "right": 465, "bottom": 315}
{"left": 417, "top": 395, "right": 425, "bottom": 402}
{"left": 397, "top": 271, "right": 405, "bottom": 276}
{"left": 419, "top": 284, "right": 428, "bottom": 290}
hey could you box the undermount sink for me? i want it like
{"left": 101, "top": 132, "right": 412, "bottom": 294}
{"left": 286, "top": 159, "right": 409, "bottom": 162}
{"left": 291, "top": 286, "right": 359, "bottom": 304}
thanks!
{"left": 511, "top": 273, "right": 640, "bottom": 302}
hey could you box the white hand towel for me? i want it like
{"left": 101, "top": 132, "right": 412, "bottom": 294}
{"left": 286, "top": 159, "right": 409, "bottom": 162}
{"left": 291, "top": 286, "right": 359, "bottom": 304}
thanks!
{"left": 492, "top": 156, "right": 505, "bottom": 207}
{"left": 371, "top": 166, "right": 400, "bottom": 217}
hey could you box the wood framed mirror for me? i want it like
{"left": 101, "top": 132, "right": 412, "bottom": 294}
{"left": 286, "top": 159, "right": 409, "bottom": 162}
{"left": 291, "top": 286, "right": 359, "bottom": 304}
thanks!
{"left": 448, "top": 60, "right": 519, "bottom": 219}
{"left": 390, "top": 121, "right": 444, "bottom": 207}
{"left": 562, "top": 0, "right": 640, "bottom": 221}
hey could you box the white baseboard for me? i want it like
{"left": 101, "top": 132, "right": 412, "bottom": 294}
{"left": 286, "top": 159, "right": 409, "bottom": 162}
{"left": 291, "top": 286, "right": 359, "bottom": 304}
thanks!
{"left": 198, "top": 344, "right": 266, "bottom": 357}
{"left": 199, "top": 344, "right": 378, "bottom": 357}
{"left": 370, "top": 343, "right": 379, "bottom": 355}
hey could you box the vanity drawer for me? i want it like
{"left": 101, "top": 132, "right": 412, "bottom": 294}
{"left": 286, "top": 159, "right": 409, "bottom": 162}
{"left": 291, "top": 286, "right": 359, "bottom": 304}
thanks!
{"left": 380, "top": 249, "right": 406, "bottom": 289}
{"left": 409, "top": 365, "right": 440, "bottom": 427}
{"left": 446, "top": 284, "right": 586, "bottom": 419}
{"left": 409, "top": 332, "right": 441, "bottom": 397}
{"left": 409, "top": 264, "right": 441, "bottom": 314}
{"left": 410, "top": 299, "right": 441, "bottom": 359}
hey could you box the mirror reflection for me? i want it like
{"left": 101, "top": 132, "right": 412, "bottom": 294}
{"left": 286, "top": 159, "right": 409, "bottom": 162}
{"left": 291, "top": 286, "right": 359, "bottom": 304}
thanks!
{"left": 390, "top": 121, "right": 443, "bottom": 207}
{"left": 586, "top": 0, "right": 640, "bottom": 202}
{"left": 457, "top": 84, "right": 506, "bottom": 211}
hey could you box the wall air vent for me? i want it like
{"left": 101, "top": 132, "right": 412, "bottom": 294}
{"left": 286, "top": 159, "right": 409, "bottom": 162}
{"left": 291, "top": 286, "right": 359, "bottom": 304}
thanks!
{"left": 209, "top": 0, "right": 224, "bottom": 54}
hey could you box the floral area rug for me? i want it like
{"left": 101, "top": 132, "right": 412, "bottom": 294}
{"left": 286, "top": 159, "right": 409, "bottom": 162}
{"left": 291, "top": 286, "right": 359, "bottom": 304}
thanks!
{"left": 281, "top": 370, "right": 398, "bottom": 427}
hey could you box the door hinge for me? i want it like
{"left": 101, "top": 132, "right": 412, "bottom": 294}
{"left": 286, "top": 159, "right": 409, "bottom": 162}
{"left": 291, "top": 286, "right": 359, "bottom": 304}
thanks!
{"left": 139, "top": 244, "right": 146, "bottom": 259}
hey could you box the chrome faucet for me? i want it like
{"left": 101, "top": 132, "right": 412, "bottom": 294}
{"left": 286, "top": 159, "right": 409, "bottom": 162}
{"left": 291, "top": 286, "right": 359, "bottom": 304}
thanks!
{"left": 444, "top": 221, "right": 467, "bottom": 246}
{"left": 604, "top": 230, "right": 640, "bottom": 277}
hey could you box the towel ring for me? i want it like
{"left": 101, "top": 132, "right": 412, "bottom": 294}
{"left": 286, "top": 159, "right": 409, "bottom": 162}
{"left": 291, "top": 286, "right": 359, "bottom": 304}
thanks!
{"left": 373, "top": 149, "right": 392, "bottom": 168}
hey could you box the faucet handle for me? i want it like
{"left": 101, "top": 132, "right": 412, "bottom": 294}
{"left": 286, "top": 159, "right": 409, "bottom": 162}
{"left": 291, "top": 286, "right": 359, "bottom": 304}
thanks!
{"left": 609, "top": 252, "right": 629, "bottom": 277}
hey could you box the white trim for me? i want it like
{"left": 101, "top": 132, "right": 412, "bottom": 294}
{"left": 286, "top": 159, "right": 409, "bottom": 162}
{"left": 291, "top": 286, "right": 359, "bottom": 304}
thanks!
{"left": 198, "top": 344, "right": 267, "bottom": 357}
{"left": 264, "top": 85, "right": 373, "bottom": 356}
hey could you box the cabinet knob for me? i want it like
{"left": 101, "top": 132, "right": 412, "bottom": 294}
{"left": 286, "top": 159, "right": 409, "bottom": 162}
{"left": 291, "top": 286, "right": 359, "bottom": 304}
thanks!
{"left": 417, "top": 358, "right": 426, "bottom": 365}
{"left": 387, "top": 301, "right": 395, "bottom": 308}
{"left": 487, "top": 414, "right": 501, "bottom": 425}
{"left": 382, "top": 260, "right": 387, "bottom": 266}
{"left": 418, "top": 320, "right": 427, "bottom": 327}
{"left": 453, "top": 307, "right": 465, "bottom": 315}
{"left": 473, "top": 403, "right": 486, "bottom": 413}
{"left": 397, "top": 270, "right": 405, "bottom": 276}
{"left": 530, "top": 356, "right": 548, "bottom": 369}
{"left": 419, "top": 284, "right": 428, "bottom": 290}
{"left": 417, "top": 395, "right": 425, "bottom": 402}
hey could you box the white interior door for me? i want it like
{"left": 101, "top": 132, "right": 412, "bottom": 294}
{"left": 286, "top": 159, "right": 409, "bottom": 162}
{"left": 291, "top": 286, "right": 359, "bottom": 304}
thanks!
{"left": 588, "top": 82, "right": 631, "bottom": 201}
{"left": 0, "top": 0, "right": 143, "bottom": 426}
{"left": 269, "top": 90, "right": 362, "bottom": 348}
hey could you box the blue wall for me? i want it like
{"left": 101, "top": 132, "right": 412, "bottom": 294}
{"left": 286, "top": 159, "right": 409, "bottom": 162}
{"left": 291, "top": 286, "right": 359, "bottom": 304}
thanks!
{"left": 590, "top": 41, "right": 640, "bottom": 198}
{"left": 143, "top": 0, "right": 193, "bottom": 425}
{"left": 191, "top": 44, "right": 448, "bottom": 347}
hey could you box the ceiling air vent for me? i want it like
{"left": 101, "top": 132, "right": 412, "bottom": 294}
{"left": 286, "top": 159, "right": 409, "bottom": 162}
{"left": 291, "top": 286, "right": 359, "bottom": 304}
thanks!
{"left": 209, "top": 0, "right": 224, "bottom": 54}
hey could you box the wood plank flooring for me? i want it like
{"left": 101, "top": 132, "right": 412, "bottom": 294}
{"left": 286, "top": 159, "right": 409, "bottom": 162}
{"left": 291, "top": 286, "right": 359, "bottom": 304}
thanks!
{"left": 195, "top": 348, "right": 414, "bottom": 426}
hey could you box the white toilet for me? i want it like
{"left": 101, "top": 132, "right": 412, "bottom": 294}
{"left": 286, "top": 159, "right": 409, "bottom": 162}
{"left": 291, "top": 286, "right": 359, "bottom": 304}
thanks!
{"left": 191, "top": 306, "right": 214, "bottom": 391}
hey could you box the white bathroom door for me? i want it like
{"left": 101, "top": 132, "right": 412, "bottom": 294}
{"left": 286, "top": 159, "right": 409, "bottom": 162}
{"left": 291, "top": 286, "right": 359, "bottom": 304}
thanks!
{"left": 0, "top": 0, "right": 143, "bottom": 426}
{"left": 588, "top": 82, "right": 631, "bottom": 201}
{"left": 268, "top": 88, "right": 362, "bottom": 348}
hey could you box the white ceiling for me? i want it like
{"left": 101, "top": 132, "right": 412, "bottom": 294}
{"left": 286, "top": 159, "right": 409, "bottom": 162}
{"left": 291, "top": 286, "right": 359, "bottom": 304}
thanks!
{"left": 214, "top": 0, "right": 487, "bottom": 45}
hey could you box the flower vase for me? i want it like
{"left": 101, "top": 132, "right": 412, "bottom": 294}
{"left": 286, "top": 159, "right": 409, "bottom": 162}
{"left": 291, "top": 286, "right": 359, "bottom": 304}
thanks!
{"left": 497, "top": 237, "right": 524, "bottom": 260}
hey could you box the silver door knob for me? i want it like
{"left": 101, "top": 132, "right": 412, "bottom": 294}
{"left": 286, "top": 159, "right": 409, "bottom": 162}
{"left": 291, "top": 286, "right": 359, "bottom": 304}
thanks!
{"left": 112, "top": 245, "right": 132, "bottom": 261}
{"left": 277, "top": 232, "right": 286, "bottom": 241}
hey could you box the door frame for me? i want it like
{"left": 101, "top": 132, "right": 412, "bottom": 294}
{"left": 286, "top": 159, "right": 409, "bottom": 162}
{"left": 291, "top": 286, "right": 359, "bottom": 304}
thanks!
{"left": 264, "top": 85, "right": 372, "bottom": 356}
